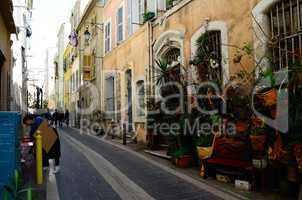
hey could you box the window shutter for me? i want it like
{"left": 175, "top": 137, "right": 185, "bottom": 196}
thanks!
{"left": 83, "top": 55, "right": 92, "bottom": 81}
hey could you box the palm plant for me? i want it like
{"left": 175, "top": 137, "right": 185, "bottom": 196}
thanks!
{"left": 2, "top": 170, "right": 33, "bottom": 200}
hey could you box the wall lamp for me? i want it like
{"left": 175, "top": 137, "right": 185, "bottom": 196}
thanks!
{"left": 84, "top": 22, "right": 104, "bottom": 44}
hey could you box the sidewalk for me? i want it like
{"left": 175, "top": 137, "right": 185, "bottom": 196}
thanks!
{"left": 21, "top": 159, "right": 46, "bottom": 199}
{"left": 103, "top": 136, "right": 293, "bottom": 200}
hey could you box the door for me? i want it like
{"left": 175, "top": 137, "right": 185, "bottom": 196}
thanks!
{"left": 126, "top": 70, "right": 133, "bottom": 132}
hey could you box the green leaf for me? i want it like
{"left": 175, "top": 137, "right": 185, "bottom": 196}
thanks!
{"left": 3, "top": 185, "right": 15, "bottom": 198}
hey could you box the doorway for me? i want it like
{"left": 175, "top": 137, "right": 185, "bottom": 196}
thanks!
{"left": 126, "top": 70, "right": 133, "bottom": 132}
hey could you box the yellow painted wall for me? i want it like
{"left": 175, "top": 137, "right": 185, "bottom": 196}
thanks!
{"left": 103, "top": 23, "right": 149, "bottom": 143}
{"left": 63, "top": 45, "right": 72, "bottom": 111}
{"left": 99, "top": 0, "right": 266, "bottom": 143}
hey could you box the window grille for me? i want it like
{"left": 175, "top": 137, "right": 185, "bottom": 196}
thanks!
{"left": 163, "top": 48, "right": 180, "bottom": 65}
{"left": 269, "top": 0, "right": 302, "bottom": 71}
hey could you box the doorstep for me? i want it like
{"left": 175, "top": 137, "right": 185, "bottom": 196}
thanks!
{"left": 144, "top": 150, "right": 171, "bottom": 160}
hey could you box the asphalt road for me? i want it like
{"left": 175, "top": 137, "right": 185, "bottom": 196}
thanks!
{"left": 55, "top": 127, "right": 224, "bottom": 200}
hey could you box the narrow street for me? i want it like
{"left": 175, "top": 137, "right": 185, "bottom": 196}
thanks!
{"left": 55, "top": 127, "right": 224, "bottom": 200}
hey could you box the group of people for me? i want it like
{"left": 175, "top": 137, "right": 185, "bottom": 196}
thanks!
{"left": 45, "top": 109, "right": 69, "bottom": 128}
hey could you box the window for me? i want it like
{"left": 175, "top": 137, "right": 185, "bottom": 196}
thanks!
{"left": 83, "top": 55, "right": 92, "bottom": 81}
{"left": 196, "top": 31, "right": 222, "bottom": 83}
{"left": 105, "top": 76, "right": 115, "bottom": 119}
{"left": 128, "top": 0, "right": 133, "bottom": 36}
{"left": 163, "top": 48, "right": 180, "bottom": 65}
{"left": 268, "top": 0, "right": 302, "bottom": 71}
{"left": 117, "top": 7, "right": 124, "bottom": 43}
{"left": 138, "top": 0, "right": 145, "bottom": 23}
{"left": 92, "top": 50, "right": 96, "bottom": 79}
{"left": 206, "top": 31, "right": 222, "bottom": 82}
{"left": 136, "top": 80, "right": 145, "bottom": 117}
{"left": 104, "top": 21, "right": 111, "bottom": 53}
{"left": 163, "top": 47, "right": 181, "bottom": 81}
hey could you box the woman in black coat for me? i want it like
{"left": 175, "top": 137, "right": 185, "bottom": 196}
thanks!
{"left": 42, "top": 127, "right": 61, "bottom": 173}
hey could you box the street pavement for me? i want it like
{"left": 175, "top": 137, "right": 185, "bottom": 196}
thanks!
{"left": 54, "top": 127, "right": 227, "bottom": 200}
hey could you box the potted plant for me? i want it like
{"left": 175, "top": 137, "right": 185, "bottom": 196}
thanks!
{"left": 249, "top": 125, "right": 268, "bottom": 156}
{"left": 171, "top": 146, "right": 193, "bottom": 168}
{"left": 143, "top": 12, "right": 155, "bottom": 23}
{"left": 195, "top": 134, "right": 214, "bottom": 160}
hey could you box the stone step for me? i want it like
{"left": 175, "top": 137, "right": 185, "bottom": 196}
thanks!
{"left": 144, "top": 150, "right": 171, "bottom": 160}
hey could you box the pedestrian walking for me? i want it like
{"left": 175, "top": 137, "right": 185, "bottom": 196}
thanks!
{"left": 53, "top": 109, "right": 58, "bottom": 128}
{"left": 65, "top": 109, "right": 69, "bottom": 127}
{"left": 58, "top": 112, "right": 64, "bottom": 127}
{"left": 44, "top": 126, "right": 61, "bottom": 173}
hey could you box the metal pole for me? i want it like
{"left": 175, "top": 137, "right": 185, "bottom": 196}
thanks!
{"left": 123, "top": 123, "right": 127, "bottom": 145}
{"left": 35, "top": 131, "right": 43, "bottom": 185}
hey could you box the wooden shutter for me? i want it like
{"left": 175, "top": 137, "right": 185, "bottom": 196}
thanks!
{"left": 83, "top": 55, "right": 92, "bottom": 81}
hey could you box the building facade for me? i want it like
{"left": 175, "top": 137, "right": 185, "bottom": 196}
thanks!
{"left": 54, "top": 23, "right": 70, "bottom": 112}
{"left": 0, "top": 0, "right": 16, "bottom": 111}
{"left": 59, "top": 0, "right": 301, "bottom": 142}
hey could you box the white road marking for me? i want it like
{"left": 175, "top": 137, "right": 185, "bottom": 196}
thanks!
{"left": 62, "top": 132, "right": 156, "bottom": 200}
{"left": 73, "top": 128, "right": 247, "bottom": 200}
{"left": 47, "top": 172, "right": 60, "bottom": 200}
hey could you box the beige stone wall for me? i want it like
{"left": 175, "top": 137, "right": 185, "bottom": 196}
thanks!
{"left": 103, "top": 23, "right": 149, "bottom": 143}
{"left": 100, "top": 0, "right": 266, "bottom": 143}
{"left": 152, "top": 0, "right": 261, "bottom": 79}
{"left": 0, "top": 14, "right": 12, "bottom": 111}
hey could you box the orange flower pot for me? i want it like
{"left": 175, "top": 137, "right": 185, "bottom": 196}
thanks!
{"left": 250, "top": 134, "right": 267, "bottom": 153}
{"left": 257, "top": 89, "right": 277, "bottom": 107}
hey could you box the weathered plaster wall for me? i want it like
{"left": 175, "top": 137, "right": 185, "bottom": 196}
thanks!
{"left": 153, "top": 0, "right": 262, "bottom": 79}
{"left": 103, "top": 25, "right": 149, "bottom": 143}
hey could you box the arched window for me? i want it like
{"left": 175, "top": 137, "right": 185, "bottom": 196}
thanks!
{"left": 163, "top": 47, "right": 181, "bottom": 65}
{"left": 136, "top": 80, "right": 145, "bottom": 117}
{"left": 193, "top": 30, "right": 222, "bottom": 83}
{"left": 268, "top": 0, "right": 302, "bottom": 71}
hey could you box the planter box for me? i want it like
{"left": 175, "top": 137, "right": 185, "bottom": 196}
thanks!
{"left": 175, "top": 155, "right": 193, "bottom": 168}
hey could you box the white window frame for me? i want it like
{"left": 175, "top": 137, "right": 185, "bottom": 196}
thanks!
{"left": 104, "top": 19, "right": 112, "bottom": 54}
{"left": 138, "top": 0, "right": 145, "bottom": 24}
{"left": 191, "top": 21, "right": 230, "bottom": 85}
{"left": 116, "top": 3, "right": 125, "bottom": 44}
{"left": 127, "top": 0, "right": 133, "bottom": 36}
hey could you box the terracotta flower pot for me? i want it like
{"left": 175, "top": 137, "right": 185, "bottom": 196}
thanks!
{"left": 236, "top": 121, "right": 248, "bottom": 133}
{"left": 257, "top": 89, "right": 277, "bottom": 107}
{"left": 176, "top": 155, "right": 193, "bottom": 168}
{"left": 250, "top": 134, "right": 267, "bottom": 154}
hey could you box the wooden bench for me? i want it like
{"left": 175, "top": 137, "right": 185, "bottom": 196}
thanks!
{"left": 203, "top": 136, "right": 255, "bottom": 185}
